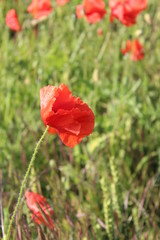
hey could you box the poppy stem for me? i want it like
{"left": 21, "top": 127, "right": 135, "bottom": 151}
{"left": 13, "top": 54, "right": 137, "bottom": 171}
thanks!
{"left": 6, "top": 126, "right": 49, "bottom": 240}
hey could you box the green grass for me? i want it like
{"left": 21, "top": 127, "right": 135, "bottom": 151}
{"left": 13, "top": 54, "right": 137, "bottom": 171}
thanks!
{"left": 0, "top": 0, "right": 160, "bottom": 239}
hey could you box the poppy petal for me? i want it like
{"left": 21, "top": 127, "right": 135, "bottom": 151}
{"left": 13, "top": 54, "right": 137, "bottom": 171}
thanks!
{"left": 121, "top": 39, "right": 144, "bottom": 61}
{"left": 109, "top": 0, "right": 147, "bottom": 26}
{"left": 76, "top": 5, "right": 84, "bottom": 19}
{"left": 27, "top": 0, "right": 53, "bottom": 19}
{"left": 5, "top": 9, "right": 21, "bottom": 32}
{"left": 76, "top": 0, "right": 106, "bottom": 23}
{"left": 25, "top": 191, "right": 54, "bottom": 230}
{"left": 58, "top": 132, "right": 83, "bottom": 148}
{"left": 40, "top": 84, "right": 95, "bottom": 147}
{"left": 85, "top": 12, "right": 103, "bottom": 23}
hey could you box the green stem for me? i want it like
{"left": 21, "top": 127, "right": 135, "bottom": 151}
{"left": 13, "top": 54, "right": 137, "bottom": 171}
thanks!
{"left": 6, "top": 126, "right": 49, "bottom": 240}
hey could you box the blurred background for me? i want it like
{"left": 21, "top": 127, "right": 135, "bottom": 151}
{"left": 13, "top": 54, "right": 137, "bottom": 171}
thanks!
{"left": 0, "top": 0, "right": 160, "bottom": 239}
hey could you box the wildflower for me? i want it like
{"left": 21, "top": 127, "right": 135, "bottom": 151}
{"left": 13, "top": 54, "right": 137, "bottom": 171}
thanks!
{"left": 76, "top": 0, "right": 106, "bottom": 24}
{"left": 27, "top": 0, "right": 53, "bottom": 19}
{"left": 25, "top": 191, "right": 54, "bottom": 229}
{"left": 40, "top": 84, "right": 95, "bottom": 148}
{"left": 109, "top": 0, "right": 147, "bottom": 26}
{"left": 121, "top": 39, "right": 144, "bottom": 61}
{"left": 97, "top": 28, "right": 103, "bottom": 36}
{"left": 5, "top": 9, "right": 21, "bottom": 32}
{"left": 76, "top": 5, "right": 84, "bottom": 19}
{"left": 56, "top": 0, "right": 70, "bottom": 6}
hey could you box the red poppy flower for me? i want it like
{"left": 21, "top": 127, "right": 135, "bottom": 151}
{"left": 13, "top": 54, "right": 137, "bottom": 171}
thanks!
{"left": 76, "top": 0, "right": 106, "bottom": 24}
{"left": 76, "top": 5, "right": 84, "bottom": 19}
{"left": 25, "top": 191, "right": 54, "bottom": 229}
{"left": 5, "top": 9, "right": 21, "bottom": 32}
{"left": 27, "top": 0, "right": 53, "bottom": 19}
{"left": 109, "top": 0, "right": 147, "bottom": 26}
{"left": 97, "top": 28, "right": 103, "bottom": 36}
{"left": 121, "top": 39, "right": 144, "bottom": 61}
{"left": 40, "top": 84, "right": 95, "bottom": 148}
{"left": 56, "top": 0, "right": 70, "bottom": 6}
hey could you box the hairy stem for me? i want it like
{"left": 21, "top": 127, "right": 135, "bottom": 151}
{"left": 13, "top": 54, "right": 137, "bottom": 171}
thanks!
{"left": 6, "top": 126, "right": 49, "bottom": 240}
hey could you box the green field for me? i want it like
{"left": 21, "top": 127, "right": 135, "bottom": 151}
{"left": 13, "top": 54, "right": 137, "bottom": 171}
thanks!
{"left": 0, "top": 0, "right": 160, "bottom": 239}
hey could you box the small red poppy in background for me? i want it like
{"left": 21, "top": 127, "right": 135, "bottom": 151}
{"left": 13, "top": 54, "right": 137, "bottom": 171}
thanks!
{"left": 109, "top": 0, "right": 147, "bottom": 26}
{"left": 40, "top": 84, "right": 95, "bottom": 148}
{"left": 56, "top": 0, "right": 70, "bottom": 6}
{"left": 97, "top": 28, "right": 103, "bottom": 36}
{"left": 76, "top": 5, "right": 84, "bottom": 19}
{"left": 121, "top": 39, "right": 144, "bottom": 61}
{"left": 27, "top": 0, "right": 53, "bottom": 19}
{"left": 5, "top": 9, "right": 21, "bottom": 32}
{"left": 76, "top": 0, "right": 106, "bottom": 24}
{"left": 25, "top": 191, "right": 54, "bottom": 229}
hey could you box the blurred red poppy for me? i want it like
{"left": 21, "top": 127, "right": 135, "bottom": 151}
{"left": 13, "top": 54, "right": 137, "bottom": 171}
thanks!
{"left": 25, "top": 191, "right": 54, "bottom": 230}
{"left": 76, "top": 0, "right": 106, "bottom": 24}
{"left": 76, "top": 5, "right": 84, "bottom": 19}
{"left": 40, "top": 84, "right": 95, "bottom": 148}
{"left": 56, "top": 0, "right": 70, "bottom": 6}
{"left": 97, "top": 28, "right": 103, "bottom": 36}
{"left": 121, "top": 39, "right": 144, "bottom": 61}
{"left": 109, "top": 0, "right": 147, "bottom": 26}
{"left": 5, "top": 9, "right": 21, "bottom": 32}
{"left": 27, "top": 0, "right": 53, "bottom": 19}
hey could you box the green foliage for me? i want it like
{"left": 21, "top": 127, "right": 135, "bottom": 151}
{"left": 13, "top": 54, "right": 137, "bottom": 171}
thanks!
{"left": 100, "top": 177, "right": 114, "bottom": 240}
{"left": 109, "top": 156, "right": 123, "bottom": 220}
{"left": 0, "top": 0, "right": 160, "bottom": 239}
